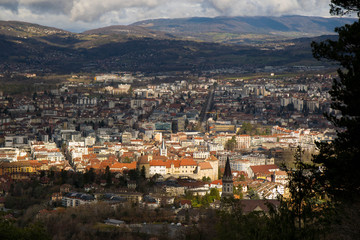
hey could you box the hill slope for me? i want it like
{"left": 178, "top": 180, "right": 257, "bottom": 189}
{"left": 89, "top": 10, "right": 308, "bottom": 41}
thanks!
{"left": 132, "top": 15, "right": 354, "bottom": 44}
{"left": 82, "top": 25, "right": 174, "bottom": 39}
{"left": 0, "top": 19, "right": 341, "bottom": 74}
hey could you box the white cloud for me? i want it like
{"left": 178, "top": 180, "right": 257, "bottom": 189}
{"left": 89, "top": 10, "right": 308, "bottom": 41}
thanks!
{"left": 202, "top": 0, "right": 331, "bottom": 16}
{"left": 0, "top": 0, "right": 333, "bottom": 31}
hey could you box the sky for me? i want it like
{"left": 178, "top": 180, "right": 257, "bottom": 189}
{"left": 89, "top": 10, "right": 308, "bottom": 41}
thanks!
{"left": 0, "top": 0, "right": 334, "bottom": 32}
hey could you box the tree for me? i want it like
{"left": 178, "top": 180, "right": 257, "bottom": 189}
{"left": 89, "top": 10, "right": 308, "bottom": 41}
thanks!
{"left": 247, "top": 188, "right": 260, "bottom": 200}
{"left": 233, "top": 185, "right": 243, "bottom": 199}
{"left": 202, "top": 176, "right": 211, "bottom": 182}
{"left": 329, "top": 1, "right": 360, "bottom": 16}
{"left": 0, "top": 220, "right": 50, "bottom": 240}
{"left": 140, "top": 166, "right": 146, "bottom": 179}
{"left": 209, "top": 188, "right": 221, "bottom": 200}
{"left": 238, "top": 122, "right": 254, "bottom": 135}
{"left": 310, "top": 1, "right": 360, "bottom": 238}
{"left": 225, "top": 136, "right": 236, "bottom": 151}
{"left": 60, "top": 169, "right": 68, "bottom": 184}
{"left": 285, "top": 147, "right": 325, "bottom": 231}
{"left": 84, "top": 168, "right": 96, "bottom": 184}
{"left": 216, "top": 147, "right": 327, "bottom": 239}
{"left": 311, "top": 1, "right": 360, "bottom": 201}
{"left": 104, "top": 166, "right": 112, "bottom": 186}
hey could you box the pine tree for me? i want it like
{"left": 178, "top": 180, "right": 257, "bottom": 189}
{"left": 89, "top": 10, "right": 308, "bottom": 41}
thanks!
{"left": 311, "top": 0, "right": 360, "bottom": 201}
{"left": 310, "top": 1, "right": 360, "bottom": 238}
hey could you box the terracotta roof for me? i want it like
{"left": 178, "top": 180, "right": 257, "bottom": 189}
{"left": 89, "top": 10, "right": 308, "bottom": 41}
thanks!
{"left": 211, "top": 179, "right": 222, "bottom": 185}
{"left": 198, "top": 162, "right": 213, "bottom": 170}
{"left": 180, "top": 158, "right": 197, "bottom": 166}
{"left": 100, "top": 160, "right": 116, "bottom": 169}
{"left": 239, "top": 200, "right": 280, "bottom": 213}
{"left": 275, "top": 170, "right": 287, "bottom": 176}
{"left": 152, "top": 156, "right": 168, "bottom": 161}
{"left": 28, "top": 160, "right": 42, "bottom": 167}
{"left": 164, "top": 160, "right": 180, "bottom": 168}
{"left": 180, "top": 199, "right": 191, "bottom": 205}
{"left": 250, "top": 164, "right": 279, "bottom": 175}
{"left": 206, "top": 155, "right": 218, "bottom": 161}
{"left": 88, "top": 163, "right": 101, "bottom": 170}
{"left": 149, "top": 160, "right": 167, "bottom": 167}
{"left": 110, "top": 162, "right": 136, "bottom": 171}
{"left": 138, "top": 155, "right": 149, "bottom": 164}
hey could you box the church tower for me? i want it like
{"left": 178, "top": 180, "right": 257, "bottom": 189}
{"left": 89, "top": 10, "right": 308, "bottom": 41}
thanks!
{"left": 159, "top": 139, "right": 167, "bottom": 157}
{"left": 222, "top": 157, "right": 233, "bottom": 198}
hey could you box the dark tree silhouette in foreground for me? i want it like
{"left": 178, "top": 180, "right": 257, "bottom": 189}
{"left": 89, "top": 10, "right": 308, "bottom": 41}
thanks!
{"left": 312, "top": 0, "right": 360, "bottom": 202}
{"left": 311, "top": 1, "right": 360, "bottom": 239}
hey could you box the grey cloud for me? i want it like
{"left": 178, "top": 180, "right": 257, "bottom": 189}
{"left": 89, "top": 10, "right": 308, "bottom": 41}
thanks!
{"left": 69, "top": 0, "right": 167, "bottom": 22}
{"left": 0, "top": 0, "right": 332, "bottom": 26}
{"left": 0, "top": 0, "right": 20, "bottom": 12}
{"left": 0, "top": 0, "right": 74, "bottom": 14}
{"left": 202, "top": 0, "right": 330, "bottom": 16}
{"left": 24, "top": 1, "right": 74, "bottom": 15}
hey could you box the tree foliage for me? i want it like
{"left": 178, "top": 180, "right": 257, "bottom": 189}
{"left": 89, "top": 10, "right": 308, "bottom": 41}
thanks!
{"left": 217, "top": 148, "right": 328, "bottom": 240}
{"left": 312, "top": 3, "right": 360, "bottom": 201}
{"left": 225, "top": 136, "right": 236, "bottom": 151}
{"left": 0, "top": 220, "right": 50, "bottom": 240}
{"left": 330, "top": 0, "right": 360, "bottom": 16}
{"left": 309, "top": 1, "right": 360, "bottom": 238}
{"left": 284, "top": 147, "right": 327, "bottom": 231}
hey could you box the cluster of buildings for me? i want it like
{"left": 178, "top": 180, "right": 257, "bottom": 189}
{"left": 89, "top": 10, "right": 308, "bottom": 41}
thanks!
{"left": 210, "top": 74, "right": 335, "bottom": 130}
{"left": 0, "top": 72, "right": 337, "bottom": 203}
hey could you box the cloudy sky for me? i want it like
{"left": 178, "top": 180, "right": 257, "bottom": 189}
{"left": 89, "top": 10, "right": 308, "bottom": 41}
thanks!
{"left": 0, "top": 0, "right": 333, "bottom": 32}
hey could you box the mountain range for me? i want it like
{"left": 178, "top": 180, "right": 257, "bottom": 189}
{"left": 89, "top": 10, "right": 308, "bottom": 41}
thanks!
{"left": 0, "top": 15, "right": 352, "bottom": 74}
{"left": 132, "top": 15, "right": 354, "bottom": 44}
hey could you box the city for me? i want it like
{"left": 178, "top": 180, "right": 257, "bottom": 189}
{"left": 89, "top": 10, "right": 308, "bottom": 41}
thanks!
{"left": 0, "top": 0, "right": 359, "bottom": 239}
{"left": 0, "top": 70, "right": 337, "bottom": 238}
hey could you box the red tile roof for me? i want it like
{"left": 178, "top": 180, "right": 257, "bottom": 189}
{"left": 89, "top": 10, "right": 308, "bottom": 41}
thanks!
{"left": 250, "top": 164, "right": 279, "bottom": 175}
{"left": 180, "top": 158, "right": 197, "bottom": 166}
{"left": 211, "top": 179, "right": 222, "bottom": 185}
{"left": 198, "top": 162, "right": 213, "bottom": 170}
{"left": 149, "top": 160, "right": 167, "bottom": 167}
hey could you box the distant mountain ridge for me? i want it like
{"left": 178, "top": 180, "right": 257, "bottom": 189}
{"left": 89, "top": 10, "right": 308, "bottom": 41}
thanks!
{"left": 0, "top": 16, "right": 347, "bottom": 74}
{"left": 132, "top": 15, "right": 355, "bottom": 43}
{"left": 82, "top": 25, "right": 175, "bottom": 39}
{"left": 133, "top": 15, "right": 355, "bottom": 35}
{"left": 0, "top": 20, "right": 70, "bottom": 37}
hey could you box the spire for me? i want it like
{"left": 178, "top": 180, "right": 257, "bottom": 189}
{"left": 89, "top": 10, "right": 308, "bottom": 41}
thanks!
{"left": 160, "top": 138, "right": 167, "bottom": 156}
{"left": 162, "top": 138, "right": 166, "bottom": 149}
{"left": 223, "top": 156, "right": 232, "bottom": 178}
{"left": 222, "top": 156, "right": 233, "bottom": 198}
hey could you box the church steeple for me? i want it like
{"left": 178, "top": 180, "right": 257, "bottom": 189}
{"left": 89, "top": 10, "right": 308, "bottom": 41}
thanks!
{"left": 159, "top": 139, "right": 167, "bottom": 157}
{"left": 222, "top": 157, "right": 233, "bottom": 198}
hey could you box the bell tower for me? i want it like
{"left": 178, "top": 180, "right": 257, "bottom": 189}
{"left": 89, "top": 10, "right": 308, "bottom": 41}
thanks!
{"left": 159, "top": 139, "right": 167, "bottom": 157}
{"left": 222, "top": 157, "right": 233, "bottom": 198}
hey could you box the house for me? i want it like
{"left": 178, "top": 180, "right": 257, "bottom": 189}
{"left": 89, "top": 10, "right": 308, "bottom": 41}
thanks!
{"left": 176, "top": 209, "right": 200, "bottom": 223}
{"left": 179, "top": 199, "right": 192, "bottom": 209}
{"left": 235, "top": 135, "right": 251, "bottom": 149}
{"left": 239, "top": 200, "right": 280, "bottom": 214}
{"left": 149, "top": 160, "right": 167, "bottom": 176}
{"left": 196, "top": 162, "right": 214, "bottom": 180}
{"left": 249, "top": 164, "right": 280, "bottom": 180}
{"left": 209, "top": 200, "right": 221, "bottom": 209}
{"left": 142, "top": 195, "right": 159, "bottom": 209}
{"left": 117, "top": 192, "right": 143, "bottom": 203}
{"left": 274, "top": 170, "right": 288, "bottom": 185}
{"left": 104, "top": 219, "right": 125, "bottom": 226}
{"left": 62, "top": 192, "right": 96, "bottom": 207}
